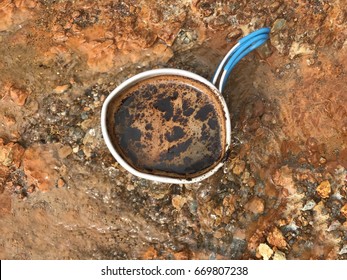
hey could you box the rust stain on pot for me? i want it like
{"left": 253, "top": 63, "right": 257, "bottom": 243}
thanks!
{"left": 107, "top": 75, "right": 227, "bottom": 179}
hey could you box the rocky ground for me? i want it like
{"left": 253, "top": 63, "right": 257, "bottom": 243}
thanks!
{"left": 0, "top": 0, "right": 346, "bottom": 260}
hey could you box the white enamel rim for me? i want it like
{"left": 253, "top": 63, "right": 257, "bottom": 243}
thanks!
{"left": 101, "top": 68, "right": 231, "bottom": 184}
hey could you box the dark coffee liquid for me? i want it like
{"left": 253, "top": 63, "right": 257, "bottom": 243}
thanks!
{"left": 106, "top": 75, "right": 226, "bottom": 179}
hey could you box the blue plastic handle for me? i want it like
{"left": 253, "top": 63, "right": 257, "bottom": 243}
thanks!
{"left": 238, "top": 27, "right": 270, "bottom": 44}
{"left": 212, "top": 27, "right": 270, "bottom": 92}
{"left": 224, "top": 34, "right": 269, "bottom": 72}
{"left": 220, "top": 34, "right": 269, "bottom": 90}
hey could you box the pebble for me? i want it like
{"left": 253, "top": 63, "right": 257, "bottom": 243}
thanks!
{"left": 340, "top": 204, "right": 347, "bottom": 219}
{"left": 316, "top": 180, "right": 331, "bottom": 199}
{"left": 0, "top": 145, "right": 13, "bottom": 167}
{"left": 233, "top": 160, "right": 246, "bottom": 176}
{"left": 57, "top": 178, "right": 65, "bottom": 188}
{"left": 267, "top": 227, "right": 287, "bottom": 249}
{"left": 289, "top": 42, "right": 315, "bottom": 59}
{"left": 172, "top": 195, "right": 187, "bottom": 211}
{"left": 58, "top": 145, "right": 72, "bottom": 159}
{"left": 226, "top": 29, "right": 242, "bottom": 42}
{"left": 269, "top": 1, "right": 282, "bottom": 13}
{"left": 0, "top": 139, "right": 24, "bottom": 168}
{"left": 247, "top": 177, "right": 256, "bottom": 187}
{"left": 197, "top": 185, "right": 214, "bottom": 203}
{"left": 83, "top": 129, "right": 96, "bottom": 144}
{"left": 126, "top": 183, "right": 137, "bottom": 191}
{"left": 81, "top": 112, "right": 89, "bottom": 120}
{"left": 212, "top": 15, "right": 227, "bottom": 27}
{"left": 81, "top": 119, "right": 93, "bottom": 130}
{"left": 273, "top": 250, "right": 286, "bottom": 260}
{"left": 142, "top": 246, "right": 158, "bottom": 259}
{"left": 223, "top": 195, "right": 236, "bottom": 215}
{"left": 22, "top": 145, "right": 60, "bottom": 192}
{"left": 306, "top": 57, "right": 315, "bottom": 66}
{"left": 53, "top": 84, "right": 70, "bottom": 94}
{"left": 83, "top": 145, "right": 92, "bottom": 158}
{"left": 302, "top": 200, "right": 316, "bottom": 211}
{"left": 327, "top": 220, "right": 341, "bottom": 232}
{"left": 9, "top": 86, "right": 29, "bottom": 106}
{"left": 3, "top": 115, "right": 16, "bottom": 126}
{"left": 306, "top": 137, "right": 319, "bottom": 152}
{"left": 272, "top": 19, "right": 286, "bottom": 33}
{"left": 319, "top": 156, "right": 327, "bottom": 164}
{"left": 245, "top": 197, "right": 265, "bottom": 214}
{"left": 270, "top": 34, "right": 286, "bottom": 54}
{"left": 272, "top": 166, "right": 294, "bottom": 193}
{"left": 339, "top": 245, "right": 347, "bottom": 255}
{"left": 213, "top": 228, "right": 225, "bottom": 239}
{"left": 69, "top": 127, "right": 85, "bottom": 142}
{"left": 257, "top": 243, "right": 273, "bottom": 260}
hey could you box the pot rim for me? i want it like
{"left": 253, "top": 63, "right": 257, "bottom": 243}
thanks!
{"left": 101, "top": 68, "right": 231, "bottom": 184}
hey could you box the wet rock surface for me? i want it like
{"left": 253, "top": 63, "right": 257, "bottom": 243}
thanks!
{"left": 0, "top": 0, "right": 346, "bottom": 259}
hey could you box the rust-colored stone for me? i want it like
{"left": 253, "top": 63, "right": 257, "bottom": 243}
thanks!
{"left": 245, "top": 197, "right": 265, "bottom": 215}
{"left": 9, "top": 85, "right": 29, "bottom": 106}
{"left": 57, "top": 178, "right": 65, "bottom": 188}
{"left": 142, "top": 246, "right": 158, "bottom": 260}
{"left": 58, "top": 145, "right": 72, "bottom": 159}
{"left": 316, "top": 180, "right": 331, "bottom": 199}
{"left": 247, "top": 177, "right": 256, "bottom": 187}
{"left": 53, "top": 84, "right": 70, "bottom": 94}
{"left": 340, "top": 204, "right": 347, "bottom": 219}
{"left": 22, "top": 145, "right": 60, "bottom": 192}
{"left": 232, "top": 160, "right": 246, "bottom": 176}
{"left": 272, "top": 165, "right": 295, "bottom": 194}
{"left": 267, "top": 227, "right": 287, "bottom": 249}
{"left": 173, "top": 250, "right": 190, "bottom": 260}
{"left": 172, "top": 195, "right": 187, "bottom": 210}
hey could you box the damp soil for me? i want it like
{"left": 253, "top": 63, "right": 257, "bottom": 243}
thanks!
{"left": 0, "top": 0, "right": 347, "bottom": 260}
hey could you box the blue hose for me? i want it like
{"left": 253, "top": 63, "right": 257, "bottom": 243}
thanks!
{"left": 238, "top": 27, "right": 270, "bottom": 44}
{"left": 212, "top": 27, "right": 270, "bottom": 92}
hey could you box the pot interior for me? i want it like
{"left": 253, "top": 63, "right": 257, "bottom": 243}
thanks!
{"left": 106, "top": 74, "right": 227, "bottom": 179}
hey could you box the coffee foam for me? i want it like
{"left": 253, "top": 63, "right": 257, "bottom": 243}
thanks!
{"left": 106, "top": 75, "right": 226, "bottom": 179}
